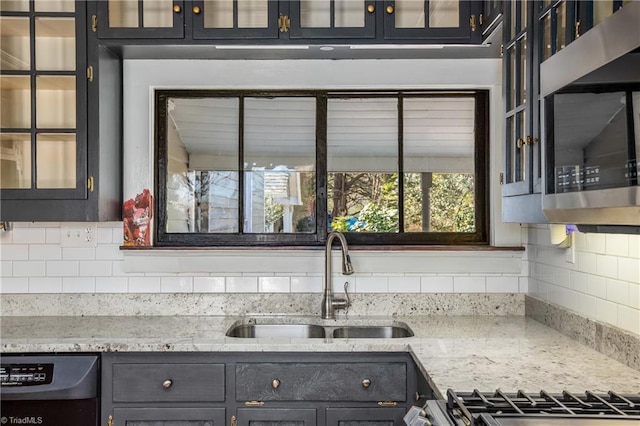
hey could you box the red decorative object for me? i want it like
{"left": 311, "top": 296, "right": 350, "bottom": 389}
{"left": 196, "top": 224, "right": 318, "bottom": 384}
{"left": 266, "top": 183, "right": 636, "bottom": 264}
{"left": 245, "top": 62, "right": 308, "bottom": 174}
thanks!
{"left": 123, "top": 189, "right": 153, "bottom": 246}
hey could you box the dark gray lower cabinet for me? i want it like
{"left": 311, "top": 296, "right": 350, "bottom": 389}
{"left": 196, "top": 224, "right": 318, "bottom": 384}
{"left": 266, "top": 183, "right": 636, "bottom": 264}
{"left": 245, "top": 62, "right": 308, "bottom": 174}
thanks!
{"left": 102, "top": 352, "right": 430, "bottom": 426}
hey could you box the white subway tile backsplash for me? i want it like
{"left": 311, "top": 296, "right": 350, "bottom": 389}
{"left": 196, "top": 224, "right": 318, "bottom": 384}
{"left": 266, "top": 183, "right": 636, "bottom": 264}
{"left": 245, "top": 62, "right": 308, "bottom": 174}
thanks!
{"left": 355, "top": 276, "right": 388, "bottom": 293}
{"left": 421, "top": 276, "right": 454, "bottom": 293}
{"left": 29, "top": 245, "right": 62, "bottom": 260}
{"left": 618, "top": 305, "right": 640, "bottom": 335}
{"left": 290, "top": 276, "right": 322, "bottom": 293}
{"left": 596, "top": 298, "right": 618, "bottom": 325}
{"left": 161, "top": 276, "right": 194, "bottom": 293}
{"left": 570, "top": 271, "right": 588, "bottom": 293}
{"left": 29, "top": 277, "right": 62, "bottom": 293}
{"left": 227, "top": 276, "right": 258, "bottom": 293}
{"left": 486, "top": 276, "right": 519, "bottom": 293}
{"left": 576, "top": 292, "right": 598, "bottom": 318}
{"left": 586, "top": 274, "right": 607, "bottom": 299}
{"left": 13, "top": 261, "right": 46, "bottom": 277}
{"left": 128, "top": 277, "right": 161, "bottom": 293}
{"left": 605, "top": 234, "right": 628, "bottom": 257}
{"left": 95, "top": 277, "right": 129, "bottom": 293}
{"left": 112, "top": 226, "right": 124, "bottom": 243}
{"left": 1, "top": 244, "right": 29, "bottom": 261}
{"left": 629, "top": 235, "right": 640, "bottom": 257}
{"left": 629, "top": 284, "right": 640, "bottom": 310}
{"left": 618, "top": 257, "right": 640, "bottom": 284}
{"left": 45, "top": 228, "right": 61, "bottom": 244}
{"left": 63, "top": 277, "right": 96, "bottom": 293}
{"left": 606, "top": 279, "right": 629, "bottom": 306}
{"left": 62, "top": 248, "right": 96, "bottom": 260}
{"left": 577, "top": 252, "right": 598, "bottom": 275}
{"left": 0, "top": 261, "right": 12, "bottom": 277}
{"left": 46, "top": 261, "right": 79, "bottom": 277}
{"left": 518, "top": 277, "right": 529, "bottom": 293}
{"left": 586, "top": 233, "right": 606, "bottom": 254}
{"left": 388, "top": 276, "right": 420, "bottom": 293}
{"left": 97, "top": 227, "right": 114, "bottom": 244}
{"left": 12, "top": 228, "right": 46, "bottom": 244}
{"left": 79, "top": 261, "right": 112, "bottom": 277}
{"left": 258, "top": 277, "right": 290, "bottom": 293}
{"left": 193, "top": 277, "right": 225, "bottom": 293}
{"left": 453, "top": 276, "right": 486, "bottom": 293}
{"left": 96, "top": 244, "right": 124, "bottom": 260}
{"left": 0, "top": 277, "right": 28, "bottom": 293}
{"left": 596, "top": 254, "right": 618, "bottom": 280}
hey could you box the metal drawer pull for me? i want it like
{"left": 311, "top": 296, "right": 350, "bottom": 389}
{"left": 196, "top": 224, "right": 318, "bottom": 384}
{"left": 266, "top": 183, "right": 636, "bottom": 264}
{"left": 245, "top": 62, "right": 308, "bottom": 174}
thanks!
{"left": 272, "top": 379, "right": 281, "bottom": 389}
{"left": 362, "top": 378, "right": 371, "bottom": 388}
{"left": 162, "top": 379, "right": 173, "bottom": 388}
{"left": 378, "top": 401, "right": 398, "bottom": 407}
{"left": 245, "top": 401, "right": 265, "bottom": 407}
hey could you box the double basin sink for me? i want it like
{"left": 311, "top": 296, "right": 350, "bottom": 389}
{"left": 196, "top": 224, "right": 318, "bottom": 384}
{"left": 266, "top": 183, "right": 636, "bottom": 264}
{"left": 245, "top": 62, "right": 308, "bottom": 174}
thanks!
{"left": 226, "top": 321, "right": 414, "bottom": 339}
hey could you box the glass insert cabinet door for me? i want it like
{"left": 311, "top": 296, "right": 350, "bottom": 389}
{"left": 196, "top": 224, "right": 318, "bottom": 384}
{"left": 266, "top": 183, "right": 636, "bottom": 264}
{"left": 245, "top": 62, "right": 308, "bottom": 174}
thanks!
{"left": 97, "top": 0, "right": 185, "bottom": 38}
{"left": 0, "top": 0, "right": 86, "bottom": 199}
{"left": 191, "top": 0, "right": 279, "bottom": 39}
{"left": 288, "top": 0, "right": 376, "bottom": 39}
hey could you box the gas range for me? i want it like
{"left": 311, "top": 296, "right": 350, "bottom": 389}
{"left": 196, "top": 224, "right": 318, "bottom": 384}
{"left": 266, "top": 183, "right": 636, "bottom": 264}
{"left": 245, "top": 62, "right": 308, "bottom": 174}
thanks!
{"left": 405, "top": 389, "right": 640, "bottom": 426}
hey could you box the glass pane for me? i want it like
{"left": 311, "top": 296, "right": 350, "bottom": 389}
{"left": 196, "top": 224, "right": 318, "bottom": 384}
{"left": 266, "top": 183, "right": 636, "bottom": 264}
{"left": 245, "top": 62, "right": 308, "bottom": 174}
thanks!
{"left": 36, "top": 133, "right": 76, "bottom": 188}
{"left": 0, "top": 133, "right": 31, "bottom": 189}
{"left": 34, "top": 0, "right": 74, "bottom": 12}
{"left": 594, "top": 0, "right": 614, "bottom": 26}
{"left": 507, "top": 45, "right": 516, "bottom": 111}
{"left": 204, "top": 0, "right": 233, "bottom": 28}
{"left": 301, "top": 0, "right": 330, "bottom": 28}
{"left": 36, "top": 17, "right": 75, "bottom": 71}
{"left": 0, "top": 76, "right": 31, "bottom": 128}
{"left": 520, "top": 0, "right": 527, "bottom": 30}
{"left": 555, "top": 2, "right": 566, "bottom": 53}
{"left": 506, "top": 115, "right": 516, "bottom": 183}
{"left": 509, "top": 0, "right": 516, "bottom": 39}
{"left": 143, "top": 0, "right": 173, "bottom": 28}
{"left": 1, "top": 17, "right": 30, "bottom": 71}
{"left": 395, "top": 0, "right": 425, "bottom": 29}
{"left": 540, "top": 12, "right": 551, "bottom": 61}
{"left": 336, "top": 0, "right": 364, "bottom": 27}
{"left": 0, "top": 0, "right": 29, "bottom": 11}
{"left": 244, "top": 97, "right": 316, "bottom": 234}
{"left": 238, "top": 0, "right": 269, "bottom": 28}
{"left": 327, "top": 98, "right": 398, "bottom": 233}
{"left": 429, "top": 0, "right": 459, "bottom": 28}
{"left": 36, "top": 76, "right": 76, "bottom": 129}
{"left": 165, "top": 97, "right": 240, "bottom": 233}
{"left": 516, "top": 111, "right": 526, "bottom": 182}
{"left": 518, "top": 35, "right": 527, "bottom": 105}
{"left": 403, "top": 97, "right": 475, "bottom": 233}
{"left": 109, "top": 0, "right": 139, "bottom": 28}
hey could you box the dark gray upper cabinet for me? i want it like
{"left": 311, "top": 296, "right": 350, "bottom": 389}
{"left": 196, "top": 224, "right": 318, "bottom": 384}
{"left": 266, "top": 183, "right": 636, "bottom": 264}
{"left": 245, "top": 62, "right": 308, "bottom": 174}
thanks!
{"left": 96, "top": 0, "right": 185, "bottom": 39}
{"left": 0, "top": 0, "right": 121, "bottom": 222}
{"left": 288, "top": 0, "right": 377, "bottom": 39}
{"left": 481, "top": 0, "right": 503, "bottom": 41}
{"left": 191, "top": 0, "right": 280, "bottom": 39}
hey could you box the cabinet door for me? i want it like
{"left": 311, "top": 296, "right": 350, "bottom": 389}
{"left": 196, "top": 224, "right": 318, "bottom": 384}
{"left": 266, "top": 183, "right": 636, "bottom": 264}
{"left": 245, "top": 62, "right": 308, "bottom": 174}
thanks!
{"left": 96, "top": 0, "right": 185, "bottom": 38}
{"left": 236, "top": 408, "right": 317, "bottom": 426}
{"left": 326, "top": 408, "right": 408, "bottom": 426}
{"left": 0, "top": 0, "right": 87, "bottom": 201}
{"left": 481, "top": 0, "right": 502, "bottom": 40}
{"left": 191, "top": 0, "right": 279, "bottom": 39}
{"left": 112, "top": 407, "right": 226, "bottom": 426}
{"left": 288, "top": 0, "right": 376, "bottom": 39}
{"left": 382, "top": 0, "right": 479, "bottom": 42}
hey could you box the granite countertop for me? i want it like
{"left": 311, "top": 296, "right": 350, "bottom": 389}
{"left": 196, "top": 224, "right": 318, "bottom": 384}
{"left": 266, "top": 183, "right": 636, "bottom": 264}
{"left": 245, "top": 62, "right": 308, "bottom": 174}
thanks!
{"left": 1, "top": 315, "right": 639, "bottom": 398}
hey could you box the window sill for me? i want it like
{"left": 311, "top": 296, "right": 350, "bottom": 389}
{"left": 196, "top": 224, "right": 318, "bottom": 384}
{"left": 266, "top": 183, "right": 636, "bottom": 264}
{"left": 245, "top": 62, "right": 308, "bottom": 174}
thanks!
{"left": 121, "top": 245, "right": 525, "bottom": 274}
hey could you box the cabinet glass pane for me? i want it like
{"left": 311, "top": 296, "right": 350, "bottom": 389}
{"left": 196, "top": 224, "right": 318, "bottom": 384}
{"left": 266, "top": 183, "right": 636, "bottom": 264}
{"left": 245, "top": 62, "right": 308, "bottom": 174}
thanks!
{"left": 36, "top": 133, "right": 75, "bottom": 188}
{"left": 594, "top": 0, "right": 614, "bottom": 26}
{"left": 244, "top": 97, "right": 316, "bottom": 234}
{"left": 509, "top": 0, "right": 516, "bottom": 38}
{"left": 506, "top": 115, "right": 515, "bottom": 183}
{"left": 0, "top": 76, "right": 31, "bottom": 128}
{"left": 336, "top": 0, "right": 364, "bottom": 27}
{"left": 429, "top": 0, "right": 459, "bottom": 28}
{"left": 143, "top": 0, "right": 174, "bottom": 28}
{"left": 540, "top": 12, "right": 551, "bottom": 61}
{"left": 36, "top": 76, "right": 75, "bottom": 129}
{"left": 34, "top": 0, "right": 73, "bottom": 12}
{"left": 125, "top": 421, "right": 214, "bottom": 426}
{"left": 301, "top": 0, "right": 330, "bottom": 27}
{"left": 327, "top": 98, "right": 398, "bottom": 233}
{"left": 165, "top": 97, "right": 240, "bottom": 234}
{"left": 0, "top": 133, "right": 31, "bottom": 188}
{"left": 0, "top": 17, "right": 30, "bottom": 71}
{"left": 0, "top": 0, "right": 29, "bottom": 11}
{"left": 518, "top": 36, "right": 527, "bottom": 105}
{"left": 555, "top": 2, "right": 566, "bottom": 53}
{"left": 507, "top": 45, "right": 516, "bottom": 111}
{"left": 35, "top": 17, "right": 75, "bottom": 71}
{"left": 238, "top": 0, "right": 268, "bottom": 28}
{"left": 203, "top": 0, "right": 233, "bottom": 28}
{"left": 109, "top": 0, "right": 139, "bottom": 28}
{"left": 395, "top": 0, "right": 425, "bottom": 29}
{"left": 520, "top": 0, "right": 527, "bottom": 31}
{"left": 516, "top": 111, "right": 526, "bottom": 182}
{"left": 403, "top": 97, "right": 475, "bottom": 233}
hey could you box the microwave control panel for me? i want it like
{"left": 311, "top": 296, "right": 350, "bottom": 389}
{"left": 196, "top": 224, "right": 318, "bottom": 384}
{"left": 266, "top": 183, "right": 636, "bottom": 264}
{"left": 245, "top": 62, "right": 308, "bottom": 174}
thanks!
{"left": 0, "top": 363, "right": 54, "bottom": 386}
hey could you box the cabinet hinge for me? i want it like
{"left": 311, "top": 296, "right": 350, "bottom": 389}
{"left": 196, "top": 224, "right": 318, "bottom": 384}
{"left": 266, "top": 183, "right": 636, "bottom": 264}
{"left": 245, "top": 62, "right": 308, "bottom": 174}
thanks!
{"left": 479, "top": 13, "right": 484, "bottom": 26}
{"left": 278, "top": 14, "right": 290, "bottom": 33}
{"left": 378, "top": 401, "right": 398, "bottom": 407}
{"left": 245, "top": 401, "right": 265, "bottom": 407}
{"left": 499, "top": 172, "right": 504, "bottom": 185}
{"left": 88, "top": 175, "right": 94, "bottom": 192}
{"left": 231, "top": 415, "right": 237, "bottom": 426}
{"left": 500, "top": 43, "right": 504, "bottom": 58}
{"left": 469, "top": 14, "right": 476, "bottom": 32}
{"left": 91, "top": 14, "right": 97, "bottom": 32}
{"left": 107, "top": 415, "right": 113, "bottom": 426}
{"left": 87, "top": 65, "right": 94, "bottom": 82}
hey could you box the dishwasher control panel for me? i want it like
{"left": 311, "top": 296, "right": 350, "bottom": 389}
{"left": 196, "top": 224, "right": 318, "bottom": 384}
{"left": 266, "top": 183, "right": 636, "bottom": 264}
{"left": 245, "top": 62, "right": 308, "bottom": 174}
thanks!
{"left": 1, "top": 363, "right": 54, "bottom": 386}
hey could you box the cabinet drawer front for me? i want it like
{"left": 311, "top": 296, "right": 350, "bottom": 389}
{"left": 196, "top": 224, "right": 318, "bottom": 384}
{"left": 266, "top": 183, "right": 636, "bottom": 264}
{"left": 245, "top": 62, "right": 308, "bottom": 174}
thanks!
{"left": 113, "top": 363, "right": 225, "bottom": 402}
{"left": 236, "top": 363, "right": 406, "bottom": 402}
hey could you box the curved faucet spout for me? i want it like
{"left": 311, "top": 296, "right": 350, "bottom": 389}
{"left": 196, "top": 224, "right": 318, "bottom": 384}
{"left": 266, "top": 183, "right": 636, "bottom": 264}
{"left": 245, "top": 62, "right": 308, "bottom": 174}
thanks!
{"left": 322, "top": 232, "right": 354, "bottom": 319}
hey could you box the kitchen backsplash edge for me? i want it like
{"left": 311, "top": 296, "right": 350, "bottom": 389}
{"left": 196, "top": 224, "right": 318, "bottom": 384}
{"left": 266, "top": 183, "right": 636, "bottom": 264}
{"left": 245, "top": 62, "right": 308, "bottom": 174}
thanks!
{"left": 525, "top": 295, "right": 639, "bottom": 371}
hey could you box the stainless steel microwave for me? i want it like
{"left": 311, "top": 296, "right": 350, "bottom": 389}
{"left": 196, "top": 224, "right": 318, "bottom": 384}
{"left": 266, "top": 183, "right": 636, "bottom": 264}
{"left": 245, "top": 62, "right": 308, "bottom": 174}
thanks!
{"left": 540, "top": 3, "right": 640, "bottom": 228}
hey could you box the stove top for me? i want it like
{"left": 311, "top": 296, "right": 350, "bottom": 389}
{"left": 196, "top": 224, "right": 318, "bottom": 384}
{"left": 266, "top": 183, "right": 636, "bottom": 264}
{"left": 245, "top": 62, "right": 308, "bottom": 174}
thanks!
{"left": 406, "top": 389, "right": 640, "bottom": 426}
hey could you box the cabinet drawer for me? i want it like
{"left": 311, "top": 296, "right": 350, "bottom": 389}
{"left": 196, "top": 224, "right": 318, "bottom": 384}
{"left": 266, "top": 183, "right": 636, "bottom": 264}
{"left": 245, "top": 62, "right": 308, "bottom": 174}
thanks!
{"left": 113, "top": 363, "right": 225, "bottom": 402}
{"left": 236, "top": 363, "right": 406, "bottom": 402}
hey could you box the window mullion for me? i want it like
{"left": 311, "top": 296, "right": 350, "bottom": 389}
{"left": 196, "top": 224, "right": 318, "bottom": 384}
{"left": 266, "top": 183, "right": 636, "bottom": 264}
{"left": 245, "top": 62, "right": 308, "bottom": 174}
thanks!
{"left": 317, "top": 94, "right": 328, "bottom": 242}
{"left": 397, "top": 95, "right": 405, "bottom": 233}
{"left": 238, "top": 95, "right": 245, "bottom": 234}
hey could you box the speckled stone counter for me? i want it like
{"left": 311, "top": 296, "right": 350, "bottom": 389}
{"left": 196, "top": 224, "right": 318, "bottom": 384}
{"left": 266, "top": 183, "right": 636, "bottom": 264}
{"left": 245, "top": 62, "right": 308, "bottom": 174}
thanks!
{"left": 2, "top": 315, "right": 638, "bottom": 398}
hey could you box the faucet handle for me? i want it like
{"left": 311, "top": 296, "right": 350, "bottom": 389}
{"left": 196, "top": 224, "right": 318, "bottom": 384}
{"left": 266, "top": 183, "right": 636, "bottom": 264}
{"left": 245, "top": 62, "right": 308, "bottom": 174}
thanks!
{"left": 343, "top": 281, "right": 350, "bottom": 308}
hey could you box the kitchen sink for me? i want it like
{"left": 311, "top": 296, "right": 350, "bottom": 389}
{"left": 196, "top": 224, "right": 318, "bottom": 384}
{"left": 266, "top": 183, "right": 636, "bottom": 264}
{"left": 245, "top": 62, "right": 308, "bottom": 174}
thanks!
{"left": 225, "top": 324, "right": 326, "bottom": 338}
{"left": 332, "top": 325, "right": 414, "bottom": 339}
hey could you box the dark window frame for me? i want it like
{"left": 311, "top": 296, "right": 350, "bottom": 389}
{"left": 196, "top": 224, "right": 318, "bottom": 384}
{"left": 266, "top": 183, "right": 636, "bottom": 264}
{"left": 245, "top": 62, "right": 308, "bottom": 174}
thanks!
{"left": 154, "top": 89, "right": 489, "bottom": 247}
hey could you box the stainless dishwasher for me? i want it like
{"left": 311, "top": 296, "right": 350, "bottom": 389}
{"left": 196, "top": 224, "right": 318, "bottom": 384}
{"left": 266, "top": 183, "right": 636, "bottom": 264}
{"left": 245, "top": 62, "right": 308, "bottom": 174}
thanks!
{"left": 1, "top": 354, "right": 99, "bottom": 426}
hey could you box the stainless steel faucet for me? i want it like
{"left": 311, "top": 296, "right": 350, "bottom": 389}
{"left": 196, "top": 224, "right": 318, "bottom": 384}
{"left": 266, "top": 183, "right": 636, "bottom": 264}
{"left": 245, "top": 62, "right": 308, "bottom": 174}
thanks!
{"left": 322, "top": 232, "right": 354, "bottom": 319}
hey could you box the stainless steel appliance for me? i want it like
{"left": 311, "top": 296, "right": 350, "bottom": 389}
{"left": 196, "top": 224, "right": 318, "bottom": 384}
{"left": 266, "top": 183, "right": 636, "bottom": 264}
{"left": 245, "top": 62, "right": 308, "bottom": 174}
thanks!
{"left": 405, "top": 389, "right": 640, "bottom": 425}
{"left": 1, "top": 354, "right": 99, "bottom": 426}
{"left": 540, "top": 2, "right": 640, "bottom": 230}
